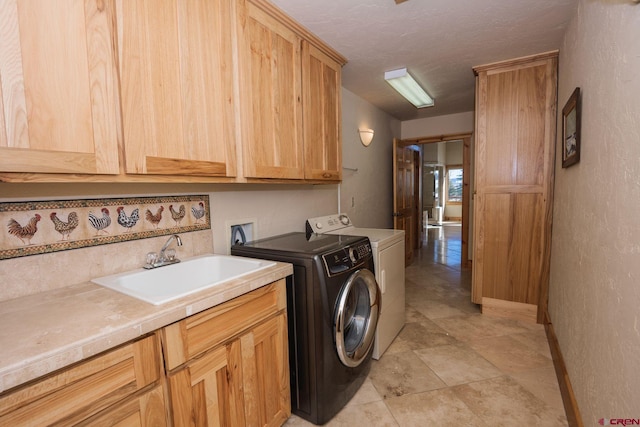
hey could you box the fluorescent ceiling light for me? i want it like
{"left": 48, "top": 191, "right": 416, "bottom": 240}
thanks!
{"left": 384, "top": 68, "right": 434, "bottom": 108}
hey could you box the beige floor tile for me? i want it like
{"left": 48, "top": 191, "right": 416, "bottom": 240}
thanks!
{"left": 369, "top": 351, "right": 446, "bottom": 399}
{"left": 346, "top": 378, "right": 383, "bottom": 406}
{"left": 385, "top": 388, "right": 487, "bottom": 427}
{"left": 410, "top": 299, "right": 469, "bottom": 319}
{"left": 323, "top": 401, "right": 399, "bottom": 426}
{"left": 415, "top": 343, "right": 503, "bottom": 386}
{"left": 392, "top": 319, "right": 460, "bottom": 350}
{"left": 432, "top": 313, "right": 532, "bottom": 341}
{"left": 468, "top": 335, "right": 552, "bottom": 374}
{"left": 509, "top": 328, "right": 554, "bottom": 359}
{"left": 453, "top": 376, "right": 568, "bottom": 426}
{"left": 404, "top": 304, "right": 429, "bottom": 323}
{"left": 283, "top": 414, "right": 316, "bottom": 426}
{"left": 510, "top": 365, "right": 565, "bottom": 411}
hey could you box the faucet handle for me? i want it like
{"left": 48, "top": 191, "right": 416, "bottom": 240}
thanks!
{"left": 165, "top": 248, "right": 176, "bottom": 261}
{"left": 146, "top": 252, "right": 158, "bottom": 265}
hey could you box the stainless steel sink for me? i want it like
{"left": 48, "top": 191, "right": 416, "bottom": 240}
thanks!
{"left": 91, "top": 254, "right": 275, "bottom": 305}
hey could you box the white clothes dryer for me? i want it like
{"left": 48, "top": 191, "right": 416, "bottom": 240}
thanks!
{"left": 306, "top": 214, "right": 405, "bottom": 359}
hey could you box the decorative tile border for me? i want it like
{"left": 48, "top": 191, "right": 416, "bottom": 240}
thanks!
{"left": 0, "top": 195, "right": 210, "bottom": 260}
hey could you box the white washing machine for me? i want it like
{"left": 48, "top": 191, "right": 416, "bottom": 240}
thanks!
{"left": 306, "top": 214, "right": 405, "bottom": 359}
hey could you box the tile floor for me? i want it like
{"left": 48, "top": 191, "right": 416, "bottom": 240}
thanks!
{"left": 285, "top": 223, "right": 568, "bottom": 426}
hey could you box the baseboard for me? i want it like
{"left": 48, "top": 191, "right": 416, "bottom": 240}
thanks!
{"left": 543, "top": 310, "right": 584, "bottom": 427}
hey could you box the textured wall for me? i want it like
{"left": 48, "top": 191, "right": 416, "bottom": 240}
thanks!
{"left": 549, "top": 0, "right": 640, "bottom": 422}
{"left": 340, "top": 88, "right": 401, "bottom": 229}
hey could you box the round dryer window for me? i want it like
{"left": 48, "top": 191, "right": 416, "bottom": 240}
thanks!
{"left": 334, "top": 269, "right": 381, "bottom": 367}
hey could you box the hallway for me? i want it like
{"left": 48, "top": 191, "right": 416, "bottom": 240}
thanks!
{"left": 286, "top": 224, "right": 568, "bottom": 426}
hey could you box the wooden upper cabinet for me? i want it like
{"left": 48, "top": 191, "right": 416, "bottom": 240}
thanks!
{"left": 237, "top": 0, "right": 304, "bottom": 179}
{"left": 0, "top": 0, "right": 120, "bottom": 174}
{"left": 117, "top": 0, "right": 237, "bottom": 177}
{"left": 302, "top": 41, "right": 342, "bottom": 181}
{"left": 472, "top": 51, "right": 558, "bottom": 323}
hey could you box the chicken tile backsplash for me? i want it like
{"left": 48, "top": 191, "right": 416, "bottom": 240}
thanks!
{"left": 0, "top": 195, "right": 210, "bottom": 260}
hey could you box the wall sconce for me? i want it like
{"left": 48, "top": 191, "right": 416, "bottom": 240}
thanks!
{"left": 358, "top": 129, "right": 374, "bottom": 147}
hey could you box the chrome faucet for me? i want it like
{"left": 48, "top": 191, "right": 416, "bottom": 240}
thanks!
{"left": 144, "top": 234, "right": 183, "bottom": 269}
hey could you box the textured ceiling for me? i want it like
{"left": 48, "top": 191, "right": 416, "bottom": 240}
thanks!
{"left": 271, "top": 0, "right": 578, "bottom": 121}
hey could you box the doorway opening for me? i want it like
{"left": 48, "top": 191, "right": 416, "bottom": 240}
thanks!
{"left": 393, "top": 133, "right": 471, "bottom": 268}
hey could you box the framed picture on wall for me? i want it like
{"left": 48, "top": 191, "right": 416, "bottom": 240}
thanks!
{"left": 562, "top": 87, "right": 581, "bottom": 168}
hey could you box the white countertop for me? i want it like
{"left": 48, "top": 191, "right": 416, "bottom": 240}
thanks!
{"left": 0, "top": 260, "right": 293, "bottom": 394}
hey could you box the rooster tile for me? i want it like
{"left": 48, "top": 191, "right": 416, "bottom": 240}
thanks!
{"left": 169, "top": 204, "right": 186, "bottom": 226}
{"left": 50, "top": 212, "right": 79, "bottom": 241}
{"left": 191, "top": 202, "right": 206, "bottom": 223}
{"left": 7, "top": 214, "right": 41, "bottom": 246}
{"left": 116, "top": 207, "right": 140, "bottom": 233}
{"left": 88, "top": 208, "right": 112, "bottom": 236}
{"left": 145, "top": 206, "right": 164, "bottom": 230}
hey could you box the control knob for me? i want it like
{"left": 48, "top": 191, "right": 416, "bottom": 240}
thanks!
{"left": 348, "top": 247, "right": 359, "bottom": 263}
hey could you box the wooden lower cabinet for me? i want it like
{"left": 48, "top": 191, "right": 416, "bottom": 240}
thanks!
{"left": 0, "top": 335, "right": 163, "bottom": 426}
{"left": 168, "top": 313, "right": 289, "bottom": 426}
{"left": 0, "top": 281, "right": 290, "bottom": 426}
{"left": 164, "top": 280, "right": 290, "bottom": 427}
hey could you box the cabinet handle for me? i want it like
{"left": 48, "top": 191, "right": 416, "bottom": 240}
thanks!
{"left": 322, "top": 173, "right": 332, "bottom": 178}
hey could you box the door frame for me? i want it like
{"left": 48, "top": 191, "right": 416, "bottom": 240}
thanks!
{"left": 399, "top": 132, "right": 472, "bottom": 268}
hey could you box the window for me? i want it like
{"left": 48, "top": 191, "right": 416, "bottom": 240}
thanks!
{"left": 446, "top": 166, "right": 463, "bottom": 204}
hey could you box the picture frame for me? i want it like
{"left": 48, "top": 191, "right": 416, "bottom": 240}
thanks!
{"left": 562, "top": 87, "right": 581, "bottom": 168}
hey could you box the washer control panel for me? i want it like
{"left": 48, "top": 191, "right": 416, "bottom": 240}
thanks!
{"left": 322, "top": 240, "right": 372, "bottom": 276}
{"left": 306, "top": 213, "right": 352, "bottom": 235}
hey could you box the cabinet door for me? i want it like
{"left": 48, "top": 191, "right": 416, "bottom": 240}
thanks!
{"left": 168, "top": 313, "right": 290, "bottom": 427}
{"left": 238, "top": 0, "right": 304, "bottom": 179}
{"left": 302, "top": 41, "right": 342, "bottom": 181}
{"left": 0, "top": 335, "right": 161, "bottom": 425}
{"left": 169, "top": 341, "right": 246, "bottom": 426}
{"left": 472, "top": 53, "right": 557, "bottom": 322}
{"left": 77, "top": 386, "right": 167, "bottom": 427}
{"left": 118, "top": 0, "right": 237, "bottom": 177}
{"left": 241, "top": 313, "right": 290, "bottom": 427}
{"left": 0, "top": 0, "right": 119, "bottom": 174}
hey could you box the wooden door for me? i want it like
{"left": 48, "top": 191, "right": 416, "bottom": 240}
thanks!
{"left": 393, "top": 139, "right": 419, "bottom": 266}
{"left": 302, "top": 41, "right": 342, "bottom": 181}
{"left": 472, "top": 52, "right": 558, "bottom": 323}
{"left": 117, "top": 0, "right": 237, "bottom": 177}
{"left": 238, "top": 0, "right": 304, "bottom": 179}
{"left": 0, "top": 0, "right": 119, "bottom": 174}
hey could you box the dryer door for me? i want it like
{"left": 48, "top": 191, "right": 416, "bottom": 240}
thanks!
{"left": 334, "top": 269, "right": 381, "bottom": 367}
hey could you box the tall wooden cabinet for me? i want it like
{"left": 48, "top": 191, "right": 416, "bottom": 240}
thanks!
{"left": 117, "top": 0, "right": 237, "bottom": 177}
{"left": 472, "top": 51, "right": 558, "bottom": 324}
{"left": 0, "top": 0, "right": 120, "bottom": 175}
